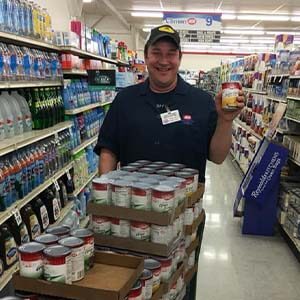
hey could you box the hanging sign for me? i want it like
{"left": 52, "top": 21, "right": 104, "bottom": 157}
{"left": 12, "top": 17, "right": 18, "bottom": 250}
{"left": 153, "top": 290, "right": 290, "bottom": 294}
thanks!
{"left": 163, "top": 12, "right": 222, "bottom": 43}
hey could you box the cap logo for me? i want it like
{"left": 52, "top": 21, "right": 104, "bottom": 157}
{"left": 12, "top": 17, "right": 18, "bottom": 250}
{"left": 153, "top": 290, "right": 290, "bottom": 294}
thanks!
{"left": 158, "top": 26, "right": 175, "bottom": 33}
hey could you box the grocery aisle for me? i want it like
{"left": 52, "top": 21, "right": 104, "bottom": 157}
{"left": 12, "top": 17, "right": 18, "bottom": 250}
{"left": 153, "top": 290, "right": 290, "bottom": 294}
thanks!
{"left": 196, "top": 157, "right": 300, "bottom": 300}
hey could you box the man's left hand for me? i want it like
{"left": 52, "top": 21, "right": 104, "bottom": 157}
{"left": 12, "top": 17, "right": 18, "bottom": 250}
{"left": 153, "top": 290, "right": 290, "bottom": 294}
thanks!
{"left": 215, "top": 90, "right": 245, "bottom": 122}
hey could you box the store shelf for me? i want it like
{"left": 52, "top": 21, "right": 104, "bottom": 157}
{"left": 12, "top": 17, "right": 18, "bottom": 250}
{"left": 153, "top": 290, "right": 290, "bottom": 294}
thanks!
{"left": 234, "top": 119, "right": 263, "bottom": 140}
{"left": 0, "top": 31, "right": 60, "bottom": 51}
{"left": 71, "top": 136, "right": 98, "bottom": 155}
{"left": 74, "top": 171, "right": 98, "bottom": 197}
{"left": 0, "top": 263, "right": 19, "bottom": 291}
{"left": 289, "top": 156, "right": 300, "bottom": 167}
{"left": 62, "top": 70, "right": 88, "bottom": 76}
{"left": 117, "top": 59, "right": 130, "bottom": 67}
{"left": 289, "top": 76, "right": 300, "bottom": 80}
{"left": 278, "top": 224, "right": 300, "bottom": 262}
{"left": 285, "top": 116, "right": 300, "bottom": 124}
{"left": 276, "top": 128, "right": 300, "bottom": 135}
{"left": 244, "top": 88, "right": 267, "bottom": 95}
{"left": 0, "top": 162, "right": 74, "bottom": 227}
{"left": 287, "top": 95, "right": 300, "bottom": 101}
{"left": 65, "top": 103, "right": 101, "bottom": 115}
{"left": 60, "top": 46, "right": 119, "bottom": 64}
{"left": 49, "top": 201, "right": 74, "bottom": 228}
{"left": 0, "top": 121, "right": 73, "bottom": 157}
{"left": 229, "top": 150, "right": 246, "bottom": 175}
{"left": 0, "top": 80, "right": 62, "bottom": 89}
{"left": 268, "top": 74, "right": 290, "bottom": 78}
{"left": 266, "top": 96, "right": 287, "bottom": 103}
{"left": 80, "top": 216, "right": 90, "bottom": 228}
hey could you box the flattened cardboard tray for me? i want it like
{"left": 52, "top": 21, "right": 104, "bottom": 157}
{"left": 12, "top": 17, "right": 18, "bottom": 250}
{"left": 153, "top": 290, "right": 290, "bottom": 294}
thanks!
{"left": 184, "top": 263, "right": 198, "bottom": 284}
{"left": 186, "top": 184, "right": 205, "bottom": 208}
{"left": 94, "top": 234, "right": 180, "bottom": 257}
{"left": 185, "top": 210, "right": 205, "bottom": 235}
{"left": 87, "top": 200, "right": 186, "bottom": 226}
{"left": 13, "top": 252, "right": 144, "bottom": 300}
{"left": 163, "top": 263, "right": 185, "bottom": 293}
{"left": 185, "top": 238, "right": 200, "bottom": 257}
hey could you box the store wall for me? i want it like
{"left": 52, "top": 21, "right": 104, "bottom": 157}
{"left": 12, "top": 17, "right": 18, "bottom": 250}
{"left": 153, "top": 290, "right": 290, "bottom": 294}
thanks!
{"left": 180, "top": 53, "right": 238, "bottom": 72}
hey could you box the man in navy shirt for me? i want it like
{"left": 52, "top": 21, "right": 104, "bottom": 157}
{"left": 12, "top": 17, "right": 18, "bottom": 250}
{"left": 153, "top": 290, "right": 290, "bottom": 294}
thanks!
{"left": 94, "top": 24, "right": 244, "bottom": 179}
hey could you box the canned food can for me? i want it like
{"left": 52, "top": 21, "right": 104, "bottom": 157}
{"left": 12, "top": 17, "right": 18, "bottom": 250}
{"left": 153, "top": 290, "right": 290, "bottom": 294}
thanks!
{"left": 121, "top": 166, "right": 138, "bottom": 172}
{"left": 151, "top": 224, "right": 171, "bottom": 245}
{"left": 175, "top": 172, "right": 194, "bottom": 196}
{"left": 111, "top": 180, "right": 131, "bottom": 208}
{"left": 140, "top": 269, "right": 153, "bottom": 300}
{"left": 155, "top": 255, "right": 173, "bottom": 282}
{"left": 156, "top": 169, "right": 175, "bottom": 177}
{"left": 184, "top": 207, "right": 194, "bottom": 225}
{"left": 135, "top": 160, "right": 151, "bottom": 166}
{"left": 139, "top": 167, "right": 156, "bottom": 175}
{"left": 151, "top": 185, "right": 175, "bottom": 213}
{"left": 128, "top": 280, "right": 143, "bottom": 300}
{"left": 144, "top": 259, "right": 161, "bottom": 293}
{"left": 222, "top": 82, "right": 242, "bottom": 111}
{"left": 181, "top": 168, "right": 199, "bottom": 192}
{"left": 130, "top": 221, "right": 150, "bottom": 241}
{"left": 92, "top": 177, "right": 111, "bottom": 205}
{"left": 188, "top": 251, "right": 196, "bottom": 268}
{"left": 131, "top": 183, "right": 152, "bottom": 210}
{"left": 92, "top": 216, "right": 111, "bottom": 235}
{"left": 111, "top": 218, "right": 130, "bottom": 238}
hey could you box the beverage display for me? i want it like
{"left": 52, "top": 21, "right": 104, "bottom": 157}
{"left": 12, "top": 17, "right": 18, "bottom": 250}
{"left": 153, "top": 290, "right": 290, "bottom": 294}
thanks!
{"left": 0, "top": 0, "right": 53, "bottom": 42}
{"left": 0, "top": 42, "right": 62, "bottom": 81}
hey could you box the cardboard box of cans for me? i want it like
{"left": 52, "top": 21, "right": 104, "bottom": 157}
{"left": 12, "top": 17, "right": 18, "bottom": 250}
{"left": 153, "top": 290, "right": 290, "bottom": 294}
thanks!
{"left": 13, "top": 252, "right": 144, "bottom": 300}
{"left": 184, "top": 263, "right": 198, "bottom": 285}
{"left": 185, "top": 210, "right": 205, "bottom": 236}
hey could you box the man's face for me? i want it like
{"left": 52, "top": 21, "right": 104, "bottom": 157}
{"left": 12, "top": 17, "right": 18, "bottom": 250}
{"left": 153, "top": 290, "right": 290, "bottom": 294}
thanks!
{"left": 145, "top": 39, "right": 181, "bottom": 90}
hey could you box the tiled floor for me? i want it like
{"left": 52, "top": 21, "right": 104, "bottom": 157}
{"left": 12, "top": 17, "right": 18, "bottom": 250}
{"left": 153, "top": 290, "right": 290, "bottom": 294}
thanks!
{"left": 196, "top": 158, "right": 300, "bottom": 300}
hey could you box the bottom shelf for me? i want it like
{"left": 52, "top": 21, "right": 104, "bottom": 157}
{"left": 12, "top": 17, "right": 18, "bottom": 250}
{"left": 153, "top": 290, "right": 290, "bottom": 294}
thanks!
{"left": 0, "top": 263, "right": 19, "bottom": 291}
{"left": 229, "top": 149, "right": 246, "bottom": 175}
{"left": 278, "top": 224, "right": 300, "bottom": 262}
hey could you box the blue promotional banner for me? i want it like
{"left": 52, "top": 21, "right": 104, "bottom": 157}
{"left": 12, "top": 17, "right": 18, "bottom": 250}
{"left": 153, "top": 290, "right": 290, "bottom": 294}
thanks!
{"left": 163, "top": 12, "right": 222, "bottom": 43}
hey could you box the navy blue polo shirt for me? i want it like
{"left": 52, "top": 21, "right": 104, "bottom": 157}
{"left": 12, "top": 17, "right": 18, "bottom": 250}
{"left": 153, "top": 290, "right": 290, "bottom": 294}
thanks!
{"left": 94, "top": 76, "right": 217, "bottom": 182}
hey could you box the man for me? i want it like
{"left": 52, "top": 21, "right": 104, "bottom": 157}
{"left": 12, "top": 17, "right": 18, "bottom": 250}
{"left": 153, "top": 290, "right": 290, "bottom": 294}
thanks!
{"left": 94, "top": 24, "right": 244, "bottom": 177}
{"left": 94, "top": 24, "right": 244, "bottom": 299}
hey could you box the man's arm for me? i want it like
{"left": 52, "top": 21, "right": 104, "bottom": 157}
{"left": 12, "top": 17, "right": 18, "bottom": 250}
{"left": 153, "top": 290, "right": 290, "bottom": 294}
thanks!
{"left": 99, "top": 148, "right": 118, "bottom": 174}
{"left": 209, "top": 91, "right": 245, "bottom": 164}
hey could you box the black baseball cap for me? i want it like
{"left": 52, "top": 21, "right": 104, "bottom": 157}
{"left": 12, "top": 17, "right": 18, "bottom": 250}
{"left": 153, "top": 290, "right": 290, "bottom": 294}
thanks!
{"left": 146, "top": 25, "right": 181, "bottom": 49}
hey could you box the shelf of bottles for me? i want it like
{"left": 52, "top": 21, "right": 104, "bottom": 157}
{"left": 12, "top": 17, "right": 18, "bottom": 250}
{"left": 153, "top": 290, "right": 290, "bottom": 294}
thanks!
{"left": 48, "top": 201, "right": 74, "bottom": 229}
{"left": 74, "top": 170, "right": 97, "bottom": 197}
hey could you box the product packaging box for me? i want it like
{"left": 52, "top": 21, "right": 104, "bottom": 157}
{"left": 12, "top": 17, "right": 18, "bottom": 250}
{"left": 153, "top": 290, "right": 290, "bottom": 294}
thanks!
{"left": 13, "top": 252, "right": 143, "bottom": 300}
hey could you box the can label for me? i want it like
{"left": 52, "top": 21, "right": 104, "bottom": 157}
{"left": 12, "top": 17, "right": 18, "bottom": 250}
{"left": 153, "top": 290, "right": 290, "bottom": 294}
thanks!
{"left": 92, "top": 216, "right": 111, "bottom": 235}
{"left": 152, "top": 191, "right": 174, "bottom": 213}
{"left": 151, "top": 225, "right": 170, "bottom": 245}
{"left": 161, "top": 264, "right": 172, "bottom": 282}
{"left": 71, "top": 246, "right": 85, "bottom": 282}
{"left": 184, "top": 208, "right": 194, "bottom": 225}
{"left": 143, "top": 277, "right": 153, "bottom": 300}
{"left": 112, "top": 186, "right": 131, "bottom": 208}
{"left": 111, "top": 219, "right": 130, "bottom": 238}
{"left": 222, "top": 82, "right": 241, "bottom": 110}
{"left": 44, "top": 255, "right": 72, "bottom": 284}
{"left": 92, "top": 182, "right": 111, "bottom": 205}
{"left": 20, "top": 259, "right": 43, "bottom": 279}
{"left": 131, "top": 189, "right": 151, "bottom": 210}
{"left": 130, "top": 223, "right": 150, "bottom": 241}
{"left": 152, "top": 269, "right": 161, "bottom": 292}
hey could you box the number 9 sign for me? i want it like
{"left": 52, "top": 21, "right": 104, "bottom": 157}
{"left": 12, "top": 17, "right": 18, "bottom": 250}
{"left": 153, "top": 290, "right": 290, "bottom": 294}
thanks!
{"left": 206, "top": 16, "right": 213, "bottom": 26}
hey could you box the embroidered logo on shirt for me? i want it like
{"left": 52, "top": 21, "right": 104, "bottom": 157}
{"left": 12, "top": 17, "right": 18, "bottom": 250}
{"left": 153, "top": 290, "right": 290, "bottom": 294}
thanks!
{"left": 182, "top": 114, "right": 193, "bottom": 125}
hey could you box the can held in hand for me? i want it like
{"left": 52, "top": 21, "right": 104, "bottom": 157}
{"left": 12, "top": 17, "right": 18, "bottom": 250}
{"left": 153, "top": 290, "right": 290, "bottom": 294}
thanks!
{"left": 221, "top": 82, "right": 242, "bottom": 111}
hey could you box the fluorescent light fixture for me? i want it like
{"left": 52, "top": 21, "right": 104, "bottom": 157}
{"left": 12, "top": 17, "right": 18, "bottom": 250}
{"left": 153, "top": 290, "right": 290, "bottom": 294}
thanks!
{"left": 221, "top": 38, "right": 250, "bottom": 43}
{"left": 223, "top": 30, "right": 265, "bottom": 35}
{"left": 237, "top": 14, "right": 290, "bottom": 21}
{"left": 266, "top": 31, "right": 300, "bottom": 35}
{"left": 291, "top": 17, "right": 300, "bottom": 22}
{"left": 131, "top": 11, "right": 163, "bottom": 18}
{"left": 221, "top": 14, "right": 237, "bottom": 20}
{"left": 83, "top": 0, "right": 93, "bottom": 2}
{"left": 142, "top": 28, "right": 151, "bottom": 32}
{"left": 144, "top": 24, "right": 160, "bottom": 27}
{"left": 249, "top": 40, "right": 274, "bottom": 44}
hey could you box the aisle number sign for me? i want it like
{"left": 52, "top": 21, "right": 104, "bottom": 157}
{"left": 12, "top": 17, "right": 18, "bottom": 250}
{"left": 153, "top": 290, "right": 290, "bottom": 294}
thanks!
{"left": 163, "top": 12, "right": 222, "bottom": 43}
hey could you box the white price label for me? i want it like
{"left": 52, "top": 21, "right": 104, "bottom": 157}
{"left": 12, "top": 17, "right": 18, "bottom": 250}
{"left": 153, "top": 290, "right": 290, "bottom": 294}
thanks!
{"left": 66, "top": 171, "right": 72, "bottom": 181}
{"left": 54, "top": 180, "right": 60, "bottom": 191}
{"left": 12, "top": 208, "right": 22, "bottom": 226}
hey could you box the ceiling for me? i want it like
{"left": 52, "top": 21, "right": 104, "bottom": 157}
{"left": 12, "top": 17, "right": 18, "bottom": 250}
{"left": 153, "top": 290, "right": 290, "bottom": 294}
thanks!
{"left": 82, "top": 0, "right": 300, "bottom": 53}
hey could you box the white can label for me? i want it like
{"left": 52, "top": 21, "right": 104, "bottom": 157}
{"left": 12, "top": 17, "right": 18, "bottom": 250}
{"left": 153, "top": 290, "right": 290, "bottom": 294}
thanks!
{"left": 186, "top": 180, "right": 194, "bottom": 196}
{"left": 71, "top": 246, "right": 85, "bottom": 282}
{"left": 188, "top": 251, "right": 196, "bottom": 268}
{"left": 92, "top": 216, "right": 111, "bottom": 235}
{"left": 92, "top": 188, "right": 111, "bottom": 205}
{"left": 111, "top": 220, "right": 130, "bottom": 238}
{"left": 152, "top": 269, "right": 161, "bottom": 292}
{"left": 44, "top": 255, "right": 72, "bottom": 284}
{"left": 112, "top": 186, "right": 131, "bottom": 208}
{"left": 131, "top": 224, "right": 150, "bottom": 241}
{"left": 53, "top": 198, "right": 61, "bottom": 221}
{"left": 184, "top": 208, "right": 194, "bottom": 225}
{"left": 152, "top": 196, "right": 174, "bottom": 213}
{"left": 40, "top": 205, "right": 49, "bottom": 230}
{"left": 20, "top": 259, "right": 43, "bottom": 279}
{"left": 161, "top": 264, "right": 172, "bottom": 282}
{"left": 151, "top": 225, "right": 170, "bottom": 245}
{"left": 143, "top": 277, "right": 153, "bottom": 300}
{"left": 131, "top": 192, "right": 151, "bottom": 210}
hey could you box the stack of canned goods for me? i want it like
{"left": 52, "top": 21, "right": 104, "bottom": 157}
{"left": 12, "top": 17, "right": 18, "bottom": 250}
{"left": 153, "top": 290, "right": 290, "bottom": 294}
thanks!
{"left": 17, "top": 226, "right": 94, "bottom": 284}
{"left": 91, "top": 160, "right": 199, "bottom": 211}
{"left": 91, "top": 215, "right": 185, "bottom": 245}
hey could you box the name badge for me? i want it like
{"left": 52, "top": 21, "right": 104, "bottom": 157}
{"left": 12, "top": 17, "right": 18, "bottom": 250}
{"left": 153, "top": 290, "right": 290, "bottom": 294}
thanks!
{"left": 160, "top": 110, "right": 181, "bottom": 125}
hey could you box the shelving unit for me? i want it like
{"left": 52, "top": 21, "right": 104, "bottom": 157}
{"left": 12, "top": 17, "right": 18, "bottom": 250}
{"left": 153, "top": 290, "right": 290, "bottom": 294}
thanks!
{"left": 0, "top": 162, "right": 74, "bottom": 226}
{"left": 234, "top": 119, "right": 263, "bottom": 140}
{"left": 65, "top": 101, "right": 112, "bottom": 115}
{"left": 49, "top": 201, "right": 74, "bottom": 228}
{"left": 74, "top": 171, "right": 98, "bottom": 197}
{"left": 0, "top": 121, "right": 73, "bottom": 157}
{"left": 266, "top": 96, "right": 287, "bottom": 103}
{"left": 62, "top": 70, "right": 88, "bottom": 76}
{"left": 287, "top": 96, "right": 300, "bottom": 101}
{"left": 71, "top": 136, "right": 98, "bottom": 155}
{"left": 0, "top": 80, "right": 62, "bottom": 89}
{"left": 285, "top": 116, "right": 300, "bottom": 124}
{"left": 289, "top": 156, "right": 300, "bottom": 167}
{"left": 0, "top": 264, "right": 20, "bottom": 291}
{"left": 244, "top": 88, "right": 267, "bottom": 95}
{"left": 289, "top": 75, "right": 300, "bottom": 80}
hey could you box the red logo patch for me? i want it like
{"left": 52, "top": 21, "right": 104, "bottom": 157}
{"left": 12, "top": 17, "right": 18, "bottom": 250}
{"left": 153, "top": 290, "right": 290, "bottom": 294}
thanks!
{"left": 183, "top": 115, "right": 192, "bottom": 120}
{"left": 187, "top": 18, "right": 197, "bottom": 25}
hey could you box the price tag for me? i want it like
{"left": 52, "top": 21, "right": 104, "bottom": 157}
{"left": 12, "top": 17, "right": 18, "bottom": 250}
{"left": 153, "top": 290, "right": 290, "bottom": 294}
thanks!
{"left": 54, "top": 180, "right": 60, "bottom": 191}
{"left": 160, "top": 110, "right": 181, "bottom": 125}
{"left": 66, "top": 170, "right": 72, "bottom": 181}
{"left": 12, "top": 208, "right": 22, "bottom": 226}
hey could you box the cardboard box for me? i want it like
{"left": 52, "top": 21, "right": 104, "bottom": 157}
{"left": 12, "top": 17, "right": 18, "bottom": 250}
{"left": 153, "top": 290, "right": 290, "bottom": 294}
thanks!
{"left": 184, "top": 263, "right": 198, "bottom": 284}
{"left": 87, "top": 201, "right": 185, "bottom": 226}
{"left": 151, "top": 282, "right": 165, "bottom": 300}
{"left": 94, "top": 234, "right": 180, "bottom": 257}
{"left": 185, "top": 210, "right": 205, "bottom": 235}
{"left": 163, "top": 263, "right": 185, "bottom": 293}
{"left": 13, "top": 252, "right": 143, "bottom": 300}
{"left": 186, "top": 184, "right": 205, "bottom": 207}
{"left": 186, "top": 238, "right": 199, "bottom": 257}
